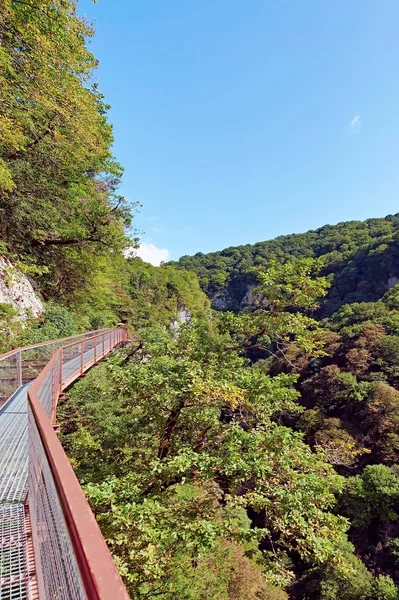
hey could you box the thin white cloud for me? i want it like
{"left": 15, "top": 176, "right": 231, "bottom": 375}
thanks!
{"left": 349, "top": 114, "right": 361, "bottom": 133}
{"left": 125, "top": 243, "right": 170, "bottom": 266}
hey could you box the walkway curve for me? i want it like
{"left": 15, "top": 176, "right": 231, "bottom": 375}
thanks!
{"left": 0, "top": 329, "right": 132, "bottom": 600}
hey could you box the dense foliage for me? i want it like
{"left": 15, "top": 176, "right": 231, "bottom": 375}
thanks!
{"left": 126, "top": 259, "right": 210, "bottom": 330}
{"left": 176, "top": 214, "right": 399, "bottom": 315}
{"left": 61, "top": 261, "right": 399, "bottom": 599}
{"left": 0, "top": 0, "right": 135, "bottom": 303}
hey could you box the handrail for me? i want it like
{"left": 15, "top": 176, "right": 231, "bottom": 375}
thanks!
{"left": 0, "top": 328, "right": 113, "bottom": 409}
{"left": 0, "top": 328, "right": 111, "bottom": 361}
{"left": 27, "top": 328, "right": 132, "bottom": 599}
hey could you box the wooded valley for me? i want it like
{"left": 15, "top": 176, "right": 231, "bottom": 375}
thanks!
{"left": 1, "top": 1, "right": 399, "bottom": 599}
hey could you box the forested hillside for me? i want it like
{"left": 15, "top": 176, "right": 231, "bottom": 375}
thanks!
{"left": 2, "top": 2, "right": 399, "bottom": 600}
{"left": 176, "top": 215, "right": 399, "bottom": 315}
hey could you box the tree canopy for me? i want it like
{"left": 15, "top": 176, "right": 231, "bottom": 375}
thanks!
{"left": 0, "top": 0, "right": 134, "bottom": 299}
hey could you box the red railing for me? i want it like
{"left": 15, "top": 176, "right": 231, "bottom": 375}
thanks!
{"left": 0, "top": 328, "right": 132, "bottom": 599}
{"left": 0, "top": 329, "right": 111, "bottom": 409}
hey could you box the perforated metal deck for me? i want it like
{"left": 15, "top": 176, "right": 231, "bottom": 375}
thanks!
{"left": 0, "top": 386, "right": 30, "bottom": 600}
{"left": 0, "top": 504, "right": 29, "bottom": 600}
{"left": 0, "top": 386, "right": 30, "bottom": 506}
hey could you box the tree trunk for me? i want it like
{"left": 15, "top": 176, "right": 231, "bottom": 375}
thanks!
{"left": 158, "top": 398, "right": 186, "bottom": 460}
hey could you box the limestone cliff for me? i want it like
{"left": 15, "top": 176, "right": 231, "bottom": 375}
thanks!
{"left": 0, "top": 257, "right": 43, "bottom": 319}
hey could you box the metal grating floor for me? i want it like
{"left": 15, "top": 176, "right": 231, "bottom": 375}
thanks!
{"left": 0, "top": 504, "right": 29, "bottom": 600}
{"left": 0, "top": 386, "right": 30, "bottom": 505}
{"left": 0, "top": 386, "right": 30, "bottom": 600}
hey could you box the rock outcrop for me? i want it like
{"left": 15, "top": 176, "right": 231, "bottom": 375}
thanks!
{"left": 0, "top": 257, "right": 43, "bottom": 319}
{"left": 171, "top": 308, "right": 192, "bottom": 330}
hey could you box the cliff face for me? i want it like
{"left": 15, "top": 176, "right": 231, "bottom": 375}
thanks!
{"left": 0, "top": 257, "right": 43, "bottom": 319}
{"left": 171, "top": 308, "right": 192, "bottom": 330}
{"left": 209, "top": 273, "right": 259, "bottom": 312}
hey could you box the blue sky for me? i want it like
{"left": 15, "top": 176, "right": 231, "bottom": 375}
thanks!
{"left": 80, "top": 0, "right": 399, "bottom": 264}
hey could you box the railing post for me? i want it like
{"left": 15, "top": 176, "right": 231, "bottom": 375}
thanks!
{"left": 94, "top": 335, "right": 97, "bottom": 363}
{"left": 102, "top": 333, "right": 105, "bottom": 358}
{"left": 17, "top": 350, "right": 22, "bottom": 387}
{"left": 52, "top": 356, "right": 56, "bottom": 403}
{"left": 59, "top": 348, "right": 63, "bottom": 393}
{"left": 80, "top": 341, "right": 84, "bottom": 375}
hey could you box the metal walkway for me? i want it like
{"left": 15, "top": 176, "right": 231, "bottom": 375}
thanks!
{"left": 0, "top": 385, "right": 31, "bottom": 599}
{"left": 0, "top": 330, "right": 130, "bottom": 600}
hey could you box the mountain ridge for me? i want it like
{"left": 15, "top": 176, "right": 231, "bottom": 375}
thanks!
{"left": 175, "top": 213, "right": 399, "bottom": 315}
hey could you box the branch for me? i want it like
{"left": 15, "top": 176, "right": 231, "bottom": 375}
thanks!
{"left": 158, "top": 397, "right": 186, "bottom": 460}
{"left": 193, "top": 425, "right": 212, "bottom": 452}
{"left": 111, "top": 199, "right": 123, "bottom": 212}
{"left": 8, "top": 117, "right": 55, "bottom": 160}
{"left": 32, "top": 236, "right": 108, "bottom": 247}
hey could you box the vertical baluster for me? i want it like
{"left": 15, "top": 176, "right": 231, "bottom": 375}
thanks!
{"left": 59, "top": 348, "right": 63, "bottom": 393}
{"left": 51, "top": 356, "right": 56, "bottom": 407}
{"left": 17, "top": 350, "right": 22, "bottom": 388}
{"left": 80, "top": 341, "right": 84, "bottom": 375}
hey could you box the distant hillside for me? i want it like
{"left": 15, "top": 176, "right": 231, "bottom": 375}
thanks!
{"left": 176, "top": 214, "right": 399, "bottom": 315}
